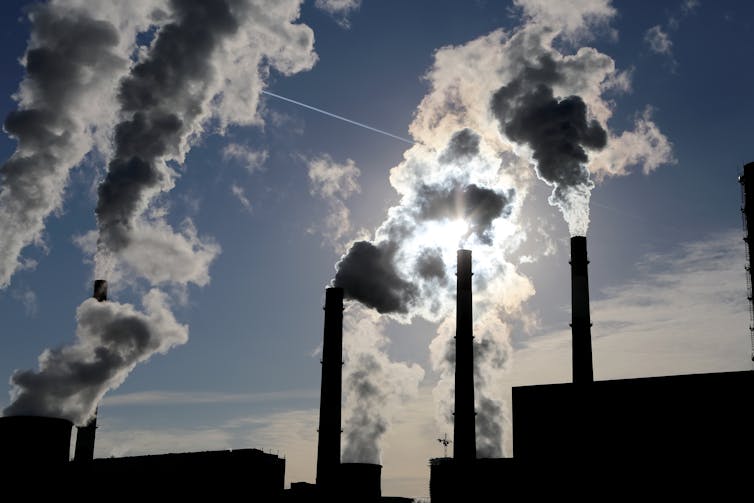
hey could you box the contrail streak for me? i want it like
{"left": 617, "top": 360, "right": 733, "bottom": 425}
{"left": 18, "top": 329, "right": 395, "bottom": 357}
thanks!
{"left": 262, "top": 90, "right": 416, "bottom": 145}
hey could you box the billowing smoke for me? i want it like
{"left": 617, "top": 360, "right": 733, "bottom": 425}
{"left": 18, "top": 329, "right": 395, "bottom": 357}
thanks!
{"left": 491, "top": 54, "right": 607, "bottom": 236}
{"left": 416, "top": 183, "right": 513, "bottom": 244}
{"left": 341, "top": 306, "right": 424, "bottom": 464}
{"left": 0, "top": 1, "right": 159, "bottom": 289}
{"left": 332, "top": 0, "right": 674, "bottom": 460}
{"left": 334, "top": 241, "right": 418, "bottom": 314}
{"left": 94, "top": 0, "right": 242, "bottom": 282}
{"left": 332, "top": 132, "right": 514, "bottom": 316}
{"left": 3, "top": 290, "right": 187, "bottom": 425}
{"left": 332, "top": 129, "right": 517, "bottom": 461}
{"left": 4, "top": 0, "right": 317, "bottom": 424}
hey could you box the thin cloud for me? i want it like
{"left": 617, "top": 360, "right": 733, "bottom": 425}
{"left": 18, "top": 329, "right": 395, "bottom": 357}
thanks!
{"left": 509, "top": 230, "right": 750, "bottom": 388}
{"left": 645, "top": 25, "right": 672, "bottom": 55}
{"left": 222, "top": 143, "right": 269, "bottom": 173}
{"left": 230, "top": 183, "right": 253, "bottom": 213}
{"left": 314, "top": 0, "right": 362, "bottom": 29}
{"left": 102, "top": 388, "right": 318, "bottom": 407}
{"left": 11, "top": 287, "right": 38, "bottom": 316}
{"left": 644, "top": 0, "right": 700, "bottom": 67}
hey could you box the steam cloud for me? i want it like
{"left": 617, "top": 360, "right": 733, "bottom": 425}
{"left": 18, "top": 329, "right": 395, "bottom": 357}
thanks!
{"left": 0, "top": 2, "right": 143, "bottom": 289}
{"left": 4, "top": 0, "right": 317, "bottom": 425}
{"left": 341, "top": 306, "right": 424, "bottom": 464}
{"left": 4, "top": 290, "right": 187, "bottom": 425}
{"left": 334, "top": 0, "right": 674, "bottom": 460}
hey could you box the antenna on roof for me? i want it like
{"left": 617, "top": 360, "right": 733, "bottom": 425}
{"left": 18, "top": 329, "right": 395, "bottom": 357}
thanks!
{"left": 437, "top": 433, "right": 452, "bottom": 458}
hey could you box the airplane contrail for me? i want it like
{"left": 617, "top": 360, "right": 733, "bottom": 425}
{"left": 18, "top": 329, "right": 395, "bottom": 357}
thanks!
{"left": 261, "top": 90, "right": 417, "bottom": 146}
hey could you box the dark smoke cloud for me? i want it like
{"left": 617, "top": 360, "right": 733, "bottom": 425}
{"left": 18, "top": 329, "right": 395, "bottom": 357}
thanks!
{"left": 490, "top": 54, "right": 607, "bottom": 235}
{"left": 96, "top": 0, "right": 240, "bottom": 253}
{"left": 333, "top": 241, "right": 418, "bottom": 314}
{"left": 415, "top": 248, "right": 446, "bottom": 282}
{"left": 416, "top": 183, "right": 513, "bottom": 244}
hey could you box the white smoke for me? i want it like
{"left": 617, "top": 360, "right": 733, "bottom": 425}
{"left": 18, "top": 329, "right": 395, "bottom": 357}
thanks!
{"left": 0, "top": 0, "right": 164, "bottom": 289}
{"left": 341, "top": 305, "right": 424, "bottom": 463}
{"left": 4, "top": 0, "right": 318, "bottom": 425}
{"left": 333, "top": 0, "right": 674, "bottom": 457}
{"left": 4, "top": 290, "right": 187, "bottom": 425}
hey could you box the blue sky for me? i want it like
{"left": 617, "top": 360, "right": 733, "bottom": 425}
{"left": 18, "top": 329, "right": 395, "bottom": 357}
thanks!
{"left": 0, "top": 0, "right": 752, "bottom": 498}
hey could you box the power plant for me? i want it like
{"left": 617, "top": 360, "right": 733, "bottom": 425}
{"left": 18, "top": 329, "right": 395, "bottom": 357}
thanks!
{"left": 1, "top": 166, "right": 753, "bottom": 500}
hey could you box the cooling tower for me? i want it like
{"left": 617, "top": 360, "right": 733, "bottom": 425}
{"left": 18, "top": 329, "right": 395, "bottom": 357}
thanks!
{"left": 570, "top": 236, "right": 594, "bottom": 383}
{"left": 453, "top": 249, "right": 476, "bottom": 460}
{"left": 316, "top": 287, "right": 344, "bottom": 491}
{"left": 340, "top": 462, "right": 382, "bottom": 501}
{"left": 0, "top": 415, "right": 73, "bottom": 466}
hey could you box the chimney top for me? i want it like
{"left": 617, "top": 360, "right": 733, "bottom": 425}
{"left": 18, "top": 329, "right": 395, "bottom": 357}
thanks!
{"left": 92, "top": 280, "right": 107, "bottom": 302}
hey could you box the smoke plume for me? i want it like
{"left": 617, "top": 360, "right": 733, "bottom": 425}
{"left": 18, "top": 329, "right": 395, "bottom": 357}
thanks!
{"left": 3, "top": 290, "right": 187, "bottom": 425}
{"left": 334, "top": 241, "right": 418, "bottom": 314}
{"left": 341, "top": 306, "right": 424, "bottom": 464}
{"left": 334, "top": 0, "right": 674, "bottom": 459}
{"left": 0, "top": 1, "right": 157, "bottom": 288}
{"left": 94, "top": 0, "right": 241, "bottom": 282}
{"left": 332, "top": 133, "right": 515, "bottom": 316}
{"left": 490, "top": 54, "right": 607, "bottom": 236}
{"left": 4, "top": 0, "right": 318, "bottom": 424}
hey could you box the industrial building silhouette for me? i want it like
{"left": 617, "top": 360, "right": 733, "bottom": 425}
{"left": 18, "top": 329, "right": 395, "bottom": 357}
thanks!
{"left": 2, "top": 164, "right": 754, "bottom": 500}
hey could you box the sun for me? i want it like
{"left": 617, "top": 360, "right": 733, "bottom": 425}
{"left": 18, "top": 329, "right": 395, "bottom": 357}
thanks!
{"left": 418, "top": 219, "right": 471, "bottom": 252}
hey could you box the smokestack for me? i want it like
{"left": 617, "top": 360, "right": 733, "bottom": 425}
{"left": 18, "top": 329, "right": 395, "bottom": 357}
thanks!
{"left": 73, "top": 280, "right": 107, "bottom": 462}
{"left": 316, "top": 287, "right": 344, "bottom": 490}
{"left": 453, "top": 249, "right": 476, "bottom": 461}
{"left": 570, "top": 237, "right": 594, "bottom": 383}
{"left": 739, "top": 163, "right": 754, "bottom": 361}
{"left": 92, "top": 279, "right": 107, "bottom": 302}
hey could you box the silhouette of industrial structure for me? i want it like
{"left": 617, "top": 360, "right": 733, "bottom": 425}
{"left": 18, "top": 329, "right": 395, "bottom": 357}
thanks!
{"left": 2, "top": 165, "right": 754, "bottom": 500}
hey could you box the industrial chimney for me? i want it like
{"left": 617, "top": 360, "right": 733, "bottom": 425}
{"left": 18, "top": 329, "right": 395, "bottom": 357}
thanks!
{"left": 453, "top": 249, "right": 476, "bottom": 461}
{"left": 570, "top": 237, "right": 594, "bottom": 383}
{"left": 73, "top": 280, "right": 107, "bottom": 462}
{"left": 739, "top": 162, "right": 754, "bottom": 361}
{"left": 316, "top": 287, "right": 344, "bottom": 491}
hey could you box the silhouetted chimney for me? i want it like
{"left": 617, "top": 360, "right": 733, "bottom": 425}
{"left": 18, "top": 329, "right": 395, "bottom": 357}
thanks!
{"left": 73, "top": 280, "right": 107, "bottom": 462}
{"left": 739, "top": 162, "right": 754, "bottom": 361}
{"left": 316, "top": 287, "right": 344, "bottom": 490}
{"left": 453, "top": 249, "right": 476, "bottom": 461}
{"left": 92, "top": 279, "right": 107, "bottom": 302}
{"left": 570, "top": 237, "right": 594, "bottom": 383}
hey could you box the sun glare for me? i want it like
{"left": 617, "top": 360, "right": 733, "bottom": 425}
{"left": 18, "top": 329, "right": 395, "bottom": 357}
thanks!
{"left": 419, "top": 219, "right": 470, "bottom": 252}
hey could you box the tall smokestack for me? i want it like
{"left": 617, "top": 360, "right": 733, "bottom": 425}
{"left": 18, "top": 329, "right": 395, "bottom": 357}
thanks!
{"left": 453, "top": 249, "right": 476, "bottom": 461}
{"left": 73, "top": 280, "right": 107, "bottom": 462}
{"left": 570, "top": 237, "right": 594, "bottom": 383}
{"left": 316, "top": 287, "right": 344, "bottom": 490}
{"left": 740, "top": 163, "right": 754, "bottom": 361}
